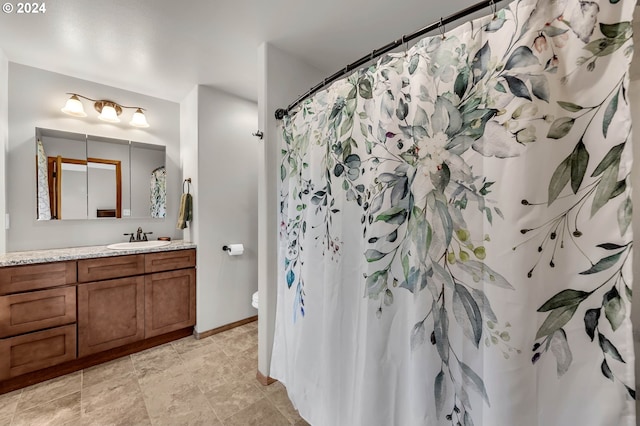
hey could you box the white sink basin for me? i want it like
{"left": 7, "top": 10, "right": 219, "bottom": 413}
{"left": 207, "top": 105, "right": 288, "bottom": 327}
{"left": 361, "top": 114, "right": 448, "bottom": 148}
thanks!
{"left": 107, "top": 240, "right": 171, "bottom": 250}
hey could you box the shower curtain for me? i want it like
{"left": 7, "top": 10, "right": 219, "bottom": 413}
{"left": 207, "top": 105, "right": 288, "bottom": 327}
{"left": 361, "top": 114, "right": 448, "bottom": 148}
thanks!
{"left": 150, "top": 166, "right": 166, "bottom": 218}
{"left": 272, "top": 0, "right": 635, "bottom": 425}
{"left": 36, "top": 140, "right": 51, "bottom": 220}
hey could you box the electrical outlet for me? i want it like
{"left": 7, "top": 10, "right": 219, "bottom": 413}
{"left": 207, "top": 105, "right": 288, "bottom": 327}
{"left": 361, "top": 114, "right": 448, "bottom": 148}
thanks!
{"left": 123, "top": 209, "right": 131, "bottom": 217}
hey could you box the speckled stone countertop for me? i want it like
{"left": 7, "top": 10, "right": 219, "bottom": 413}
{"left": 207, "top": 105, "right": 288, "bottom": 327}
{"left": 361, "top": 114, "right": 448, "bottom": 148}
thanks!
{"left": 0, "top": 240, "right": 197, "bottom": 267}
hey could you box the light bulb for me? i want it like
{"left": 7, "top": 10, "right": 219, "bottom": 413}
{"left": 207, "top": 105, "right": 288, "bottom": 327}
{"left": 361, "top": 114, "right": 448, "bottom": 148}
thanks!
{"left": 129, "top": 108, "right": 149, "bottom": 128}
{"left": 61, "top": 95, "right": 87, "bottom": 117}
{"left": 99, "top": 103, "right": 120, "bottom": 123}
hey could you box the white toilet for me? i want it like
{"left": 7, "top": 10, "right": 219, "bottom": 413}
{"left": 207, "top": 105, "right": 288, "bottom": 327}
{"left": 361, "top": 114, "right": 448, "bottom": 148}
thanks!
{"left": 251, "top": 291, "right": 259, "bottom": 309}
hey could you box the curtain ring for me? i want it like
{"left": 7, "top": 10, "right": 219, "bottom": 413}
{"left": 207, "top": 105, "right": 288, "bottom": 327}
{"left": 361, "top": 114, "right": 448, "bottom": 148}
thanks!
{"left": 439, "top": 18, "right": 445, "bottom": 40}
{"left": 489, "top": 0, "right": 496, "bottom": 18}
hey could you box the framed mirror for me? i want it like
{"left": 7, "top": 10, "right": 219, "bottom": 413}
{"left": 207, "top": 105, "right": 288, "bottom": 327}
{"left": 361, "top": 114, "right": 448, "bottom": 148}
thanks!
{"left": 36, "top": 128, "right": 166, "bottom": 221}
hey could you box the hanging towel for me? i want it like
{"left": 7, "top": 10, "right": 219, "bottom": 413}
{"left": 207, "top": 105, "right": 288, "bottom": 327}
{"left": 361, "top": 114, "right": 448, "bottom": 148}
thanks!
{"left": 176, "top": 192, "right": 192, "bottom": 229}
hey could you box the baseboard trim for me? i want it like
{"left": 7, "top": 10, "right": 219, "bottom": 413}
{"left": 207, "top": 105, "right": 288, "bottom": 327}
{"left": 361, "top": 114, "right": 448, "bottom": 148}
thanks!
{"left": 256, "top": 369, "right": 277, "bottom": 386}
{"left": 194, "top": 315, "right": 258, "bottom": 340}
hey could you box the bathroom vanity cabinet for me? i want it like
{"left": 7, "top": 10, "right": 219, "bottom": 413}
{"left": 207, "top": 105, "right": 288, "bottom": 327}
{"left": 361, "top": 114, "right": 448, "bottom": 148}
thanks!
{"left": 0, "top": 244, "right": 196, "bottom": 392}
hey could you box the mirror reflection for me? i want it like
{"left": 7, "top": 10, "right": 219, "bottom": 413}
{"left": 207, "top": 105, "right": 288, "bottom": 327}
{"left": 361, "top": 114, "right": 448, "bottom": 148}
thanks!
{"left": 35, "top": 128, "right": 166, "bottom": 221}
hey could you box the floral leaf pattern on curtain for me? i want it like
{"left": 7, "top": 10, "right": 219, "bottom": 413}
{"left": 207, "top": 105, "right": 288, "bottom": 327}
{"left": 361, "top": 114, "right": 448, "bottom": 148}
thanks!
{"left": 36, "top": 140, "right": 52, "bottom": 221}
{"left": 150, "top": 166, "right": 166, "bottom": 218}
{"left": 276, "top": 0, "right": 634, "bottom": 424}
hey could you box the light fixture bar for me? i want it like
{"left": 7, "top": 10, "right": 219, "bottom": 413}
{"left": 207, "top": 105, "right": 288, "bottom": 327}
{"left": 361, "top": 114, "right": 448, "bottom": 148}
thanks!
{"left": 61, "top": 93, "right": 150, "bottom": 128}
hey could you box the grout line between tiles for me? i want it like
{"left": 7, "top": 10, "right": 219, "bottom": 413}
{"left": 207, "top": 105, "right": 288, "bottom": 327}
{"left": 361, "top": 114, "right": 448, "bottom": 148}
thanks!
{"left": 79, "top": 369, "right": 84, "bottom": 419}
{"left": 131, "top": 355, "right": 154, "bottom": 426}
{"left": 8, "top": 388, "right": 23, "bottom": 426}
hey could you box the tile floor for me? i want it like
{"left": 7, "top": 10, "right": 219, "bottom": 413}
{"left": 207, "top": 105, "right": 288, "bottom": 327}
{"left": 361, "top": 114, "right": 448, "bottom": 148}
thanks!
{"left": 0, "top": 321, "right": 309, "bottom": 426}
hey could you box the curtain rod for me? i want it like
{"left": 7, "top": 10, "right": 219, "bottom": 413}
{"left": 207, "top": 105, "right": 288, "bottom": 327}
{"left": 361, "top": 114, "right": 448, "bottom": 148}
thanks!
{"left": 275, "top": 0, "right": 505, "bottom": 120}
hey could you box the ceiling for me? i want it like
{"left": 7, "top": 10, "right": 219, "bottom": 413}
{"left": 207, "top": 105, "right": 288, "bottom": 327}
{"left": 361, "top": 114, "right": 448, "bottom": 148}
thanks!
{"left": 0, "top": 0, "right": 638, "bottom": 104}
{"left": 0, "top": 0, "right": 513, "bottom": 103}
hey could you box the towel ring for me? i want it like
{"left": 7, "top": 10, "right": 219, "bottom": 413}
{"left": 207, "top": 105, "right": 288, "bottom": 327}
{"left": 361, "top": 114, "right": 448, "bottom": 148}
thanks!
{"left": 183, "top": 178, "right": 191, "bottom": 194}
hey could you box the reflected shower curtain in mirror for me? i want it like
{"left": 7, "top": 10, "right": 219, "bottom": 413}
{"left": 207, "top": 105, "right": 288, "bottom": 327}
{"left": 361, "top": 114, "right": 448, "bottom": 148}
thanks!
{"left": 36, "top": 139, "right": 51, "bottom": 220}
{"left": 150, "top": 166, "right": 166, "bottom": 218}
{"left": 272, "top": 0, "right": 635, "bottom": 424}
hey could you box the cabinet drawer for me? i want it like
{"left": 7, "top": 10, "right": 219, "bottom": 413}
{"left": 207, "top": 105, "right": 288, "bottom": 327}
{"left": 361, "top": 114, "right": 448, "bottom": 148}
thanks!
{"left": 0, "top": 324, "right": 76, "bottom": 380}
{"left": 0, "top": 286, "right": 76, "bottom": 338}
{"left": 145, "top": 269, "right": 196, "bottom": 338}
{"left": 0, "top": 261, "right": 76, "bottom": 295}
{"left": 145, "top": 249, "right": 196, "bottom": 273}
{"left": 78, "top": 255, "right": 144, "bottom": 283}
{"left": 78, "top": 276, "right": 145, "bottom": 357}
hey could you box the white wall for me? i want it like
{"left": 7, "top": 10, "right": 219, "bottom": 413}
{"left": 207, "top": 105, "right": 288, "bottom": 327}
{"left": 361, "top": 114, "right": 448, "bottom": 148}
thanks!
{"left": 180, "top": 87, "right": 198, "bottom": 246}
{"left": 7, "top": 63, "right": 181, "bottom": 251}
{"left": 257, "top": 43, "right": 326, "bottom": 377}
{"left": 0, "top": 50, "right": 7, "bottom": 254}
{"left": 181, "top": 85, "right": 259, "bottom": 333}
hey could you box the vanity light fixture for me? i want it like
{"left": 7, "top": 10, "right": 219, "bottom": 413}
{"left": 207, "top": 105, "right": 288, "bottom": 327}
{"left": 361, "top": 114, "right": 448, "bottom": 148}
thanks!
{"left": 61, "top": 93, "right": 150, "bottom": 128}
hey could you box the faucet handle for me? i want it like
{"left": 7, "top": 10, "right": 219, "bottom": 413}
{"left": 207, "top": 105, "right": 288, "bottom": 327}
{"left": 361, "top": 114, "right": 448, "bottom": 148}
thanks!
{"left": 123, "top": 233, "right": 135, "bottom": 242}
{"left": 143, "top": 232, "right": 153, "bottom": 241}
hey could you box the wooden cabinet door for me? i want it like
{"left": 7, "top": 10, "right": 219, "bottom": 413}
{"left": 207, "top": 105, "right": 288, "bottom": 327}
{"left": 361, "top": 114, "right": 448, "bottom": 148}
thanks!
{"left": 145, "top": 269, "right": 195, "bottom": 338}
{"left": 0, "top": 286, "right": 76, "bottom": 338}
{"left": 77, "top": 276, "right": 145, "bottom": 357}
{"left": 0, "top": 324, "right": 76, "bottom": 380}
{"left": 144, "top": 249, "right": 196, "bottom": 274}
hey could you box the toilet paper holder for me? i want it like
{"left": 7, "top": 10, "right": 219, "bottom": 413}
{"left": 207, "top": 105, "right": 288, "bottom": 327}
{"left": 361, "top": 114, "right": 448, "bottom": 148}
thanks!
{"left": 222, "top": 244, "right": 244, "bottom": 255}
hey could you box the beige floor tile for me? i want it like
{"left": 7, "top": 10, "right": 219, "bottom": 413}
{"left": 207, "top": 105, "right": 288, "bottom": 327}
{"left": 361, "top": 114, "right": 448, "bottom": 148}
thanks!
{"left": 3, "top": 323, "right": 301, "bottom": 426}
{"left": 190, "top": 363, "right": 242, "bottom": 393}
{"left": 82, "top": 356, "right": 134, "bottom": 390}
{"left": 244, "top": 320, "right": 258, "bottom": 330}
{"left": 139, "top": 366, "right": 219, "bottom": 426}
{"left": 82, "top": 399, "right": 149, "bottom": 425}
{"left": 82, "top": 374, "right": 150, "bottom": 426}
{"left": 171, "top": 335, "right": 217, "bottom": 355}
{"left": 0, "top": 388, "right": 21, "bottom": 420}
{"left": 131, "top": 343, "right": 182, "bottom": 380}
{"left": 204, "top": 381, "right": 265, "bottom": 420}
{"left": 202, "top": 333, "right": 232, "bottom": 352}
{"left": 17, "top": 371, "right": 81, "bottom": 411}
{"left": 178, "top": 341, "right": 227, "bottom": 363}
{"left": 219, "top": 325, "right": 250, "bottom": 340}
{"left": 221, "top": 332, "right": 258, "bottom": 357}
{"left": 260, "top": 380, "right": 286, "bottom": 396}
{"left": 266, "top": 384, "right": 306, "bottom": 424}
{"left": 245, "top": 326, "right": 258, "bottom": 339}
{"left": 12, "top": 392, "right": 81, "bottom": 426}
{"left": 228, "top": 346, "right": 258, "bottom": 375}
{"left": 223, "top": 397, "right": 290, "bottom": 426}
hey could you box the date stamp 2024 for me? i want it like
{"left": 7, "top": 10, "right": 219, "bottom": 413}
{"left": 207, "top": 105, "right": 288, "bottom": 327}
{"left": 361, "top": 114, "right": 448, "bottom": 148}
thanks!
{"left": 2, "top": 2, "right": 46, "bottom": 14}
